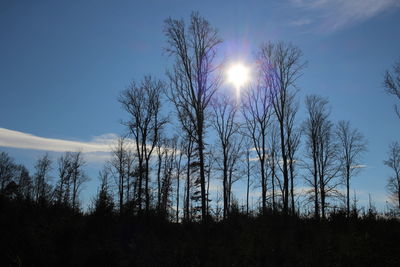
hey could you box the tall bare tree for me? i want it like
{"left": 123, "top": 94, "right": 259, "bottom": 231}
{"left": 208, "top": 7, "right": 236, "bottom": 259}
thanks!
{"left": 55, "top": 152, "right": 72, "bottom": 204}
{"left": 259, "top": 41, "right": 306, "bottom": 214}
{"left": 156, "top": 137, "right": 166, "bottom": 210}
{"left": 242, "top": 82, "right": 272, "bottom": 213}
{"left": 303, "top": 95, "right": 329, "bottom": 219}
{"left": 160, "top": 137, "right": 178, "bottom": 215}
{"left": 243, "top": 139, "right": 255, "bottom": 215}
{"left": 69, "top": 151, "right": 88, "bottom": 211}
{"left": 285, "top": 94, "right": 301, "bottom": 215}
{"left": 164, "top": 12, "right": 221, "bottom": 220}
{"left": 120, "top": 76, "right": 166, "bottom": 213}
{"left": 211, "top": 93, "right": 240, "bottom": 218}
{"left": 226, "top": 135, "right": 244, "bottom": 214}
{"left": 0, "top": 152, "right": 15, "bottom": 192}
{"left": 318, "top": 121, "right": 341, "bottom": 219}
{"left": 384, "top": 59, "right": 400, "bottom": 118}
{"left": 384, "top": 141, "right": 400, "bottom": 210}
{"left": 93, "top": 167, "right": 114, "bottom": 216}
{"left": 15, "top": 164, "right": 32, "bottom": 199}
{"left": 175, "top": 138, "right": 184, "bottom": 222}
{"left": 267, "top": 123, "right": 280, "bottom": 212}
{"left": 182, "top": 134, "right": 195, "bottom": 221}
{"left": 33, "top": 153, "right": 52, "bottom": 204}
{"left": 336, "top": 120, "right": 366, "bottom": 216}
{"left": 110, "top": 137, "right": 128, "bottom": 214}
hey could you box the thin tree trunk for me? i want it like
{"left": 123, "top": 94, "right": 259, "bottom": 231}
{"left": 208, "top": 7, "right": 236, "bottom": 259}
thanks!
{"left": 246, "top": 150, "right": 250, "bottom": 215}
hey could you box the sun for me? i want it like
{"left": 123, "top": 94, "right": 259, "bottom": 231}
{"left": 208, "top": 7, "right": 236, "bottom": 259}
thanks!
{"left": 227, "top": 63, "right": 250, "bottom": 98}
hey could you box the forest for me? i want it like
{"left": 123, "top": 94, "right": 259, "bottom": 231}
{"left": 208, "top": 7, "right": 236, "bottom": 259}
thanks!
{"left": 1, "top": 12, "right": 400, "bottom": 266}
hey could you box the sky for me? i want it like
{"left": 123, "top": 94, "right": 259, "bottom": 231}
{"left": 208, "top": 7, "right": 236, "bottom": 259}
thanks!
{"left": 1, "top": 0, "right": 400, "bottom": 211}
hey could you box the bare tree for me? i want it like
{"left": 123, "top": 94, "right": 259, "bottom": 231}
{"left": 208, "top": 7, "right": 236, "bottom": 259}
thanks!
{"left": 259, "top": 41, "right": 306, "bottom": 214}
{"left": 242, "top": 82, "right": 272, "bottom": 213}
{"left": 182, "top": 133, "right": 195, "bottom": 221}
{"left": 69, "top": 151, "right": 88, "bottom": 211}
{"left": 384, "top": 59, "right": 400, "bottom": 118}
{"left": 15, "top": 164, "right": 32, "bottom": 199}
{"left": 336, "top": 120, "right": 366, "bottom": 216}
{"left": 120, "top": 76, "right": 166, "bottom": 213}
{"left": 211, "top": 93, "right": 240, "bottom": 218}
{"left": 285, "top": 95, "right": 301, "bottom": 215}
{"left": 109, "top": 137, "right": 128, "bottom": 215}
{"left": 303, "top": 95, "right": 329, "bottom": 219}
{"left": 175, "top": 138, "right": 184, "bottom": 222}
{"left": 33, "top": 153, "right": 52, "bottom": 204}
{"left": 267, "top": 123, "right": 280, "bottom": 212}
{"left": 93, "top": 167, "right": 114, "bottom": 216}
{"left": 156, "top": 137, "right": 166, "bottom": 210}
{"left": 384, "top": 141, "right": 400, "bottom": 210}
{"left": 124, "top": 148, "right": 136, "bottom": 209}
{"left": 226, "top": 135, "right": 244, "bottom": 215}
{"left": 0, "top": 152, "right": 15, "bottom": 192}
{"left": 317, "top": 118, "right": 341, "bottom": 219}
{"left": 160, "top": 137, "right": 178, "bottom": 215}
{"left": 243, "top": 139, "right": 255, "bottom": 215}
{"left": 55, "top": 152, "right": 72, "bottom": 204}
{"left": 164, "top": 12, "right": 221, "bottom": 220}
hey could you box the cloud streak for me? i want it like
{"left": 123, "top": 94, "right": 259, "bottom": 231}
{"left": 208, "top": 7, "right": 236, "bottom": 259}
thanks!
{"left": 0, "top": 128, "right": 177, "bottom": 163}
{"left": 0, "top": 127, "right": 118, "bottom": 154}
{"left": 289, "top": 0, "right": 400, "bottom": 32}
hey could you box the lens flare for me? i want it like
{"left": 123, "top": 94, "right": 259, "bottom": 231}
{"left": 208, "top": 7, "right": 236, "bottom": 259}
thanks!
{"left": 227, "top": 63, "right": 250, "bottom": 99}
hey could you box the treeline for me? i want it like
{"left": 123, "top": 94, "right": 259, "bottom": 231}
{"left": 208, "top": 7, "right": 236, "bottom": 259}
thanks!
{"left": 1, "top": 193, "right": 400, "bottom": 266}
{"left": 1, "top": 12, "right": 400, "bottom": 224}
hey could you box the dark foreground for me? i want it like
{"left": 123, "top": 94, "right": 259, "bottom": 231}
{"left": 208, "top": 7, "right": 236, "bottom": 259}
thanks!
{"left": 1, "top": 197, "right": 400, "bottom": 267}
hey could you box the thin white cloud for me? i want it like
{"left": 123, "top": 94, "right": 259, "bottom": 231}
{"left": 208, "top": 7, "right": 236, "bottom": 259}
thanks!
{"left": 0, "top": 128, "right": 177, "bottom": 163}
{"left": 351, "top": 164, "right": 367, "bottom": 169}
{"left": 289, "top": 0, "right": 400, "bottom": 32}
{"left": 0, "top": 127, "right": 118, "bottom": 154}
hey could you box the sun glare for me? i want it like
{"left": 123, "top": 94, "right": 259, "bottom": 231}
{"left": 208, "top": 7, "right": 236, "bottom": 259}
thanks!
{"left": 227, "top": 63, "right": 250, "bottom": 99}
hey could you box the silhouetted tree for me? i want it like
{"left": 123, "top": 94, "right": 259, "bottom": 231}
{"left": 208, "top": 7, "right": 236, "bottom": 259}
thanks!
{"left": 175, "top": 138, "right": 184, "bottom": 222}
{"left": 267, "top": 123, "right": 280, "bottom": 212}
{"left": 125, "top": 148, "right": 136, "bottom": 209}
{"left": 212, "top": 93, "right": 240, "bottom": 218}
{"left": 179, "top": 133, "right": 195, "bottom": 221}
{"left": 285, "top": 95, "right": 301, "bottom": 215}
{"left": 69, "top": 151, "right": 88, "bottom": 211}
{"left": 259, "top": 41, "right": 306, "bottom": 214}
{"left": 165, "top": 12, "right": 221, "bottom": 220}
{"left": 303, "top": 95, "right": 329, "bottom": 219}
{"left": 384, "top": 141, "right": 400, "bottom": 210}
{"left": 243, "top": 139, "right": 255, "bottom": 215}
{"left": 0, "top": 151, "right": 15, "bottom": 192}
{"left": 156, "top": 137, "right": 165, "bottom": 210}
{"left": 336, "top": 120, "right": 366, "bottom": 216}
{"left": 242, "top": 81, "right": 272, "bottom": 213}
{"left": 15, "top": 164, "right": 32, "bottom": 199}
{"left": 160, "top": 137, "right": 178, "bottom": 215}
{"left": 384, "top": 58, "right": 400, "bottom": 118}
{"left": 33, "top": 153, "right": 52, "bottom": 204}
{"left": 120, "top": 76, "right": 166, "bottom": 213}
{"left": 55, "top": 152, "right": 72, "bottom": 204}
{"left": 93, "top": 167, "right": 114, "bottom": 216}
{"left": 109, "top": 137, "right": 128, "bottom": 215}
{"left": 226, "top": 135, "right": 244, "bottom": 214}
{"left": 317, "top": 119, "right": 341, "bottom": 219}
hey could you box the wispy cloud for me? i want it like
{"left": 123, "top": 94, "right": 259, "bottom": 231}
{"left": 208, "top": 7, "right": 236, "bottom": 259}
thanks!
{"left": 0, "top": 127, "right": 119, "bottom": 162}
{"left": 351, "top": 164, "right": 367, "bottom": 169}
{"left": 289, "top": 0, "right": 400, "bottom": 32}
{"left": 0, "top": 128, "right": 178, "bottom": 163}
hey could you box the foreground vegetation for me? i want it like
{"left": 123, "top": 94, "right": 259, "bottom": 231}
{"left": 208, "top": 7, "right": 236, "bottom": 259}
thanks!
{"left": 1, "top": 196, "right": 400, "bottom": 267}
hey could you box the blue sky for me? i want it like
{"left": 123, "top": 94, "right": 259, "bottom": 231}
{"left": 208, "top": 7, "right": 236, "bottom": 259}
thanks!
{"left": 1, "top": 0, "right": 400, "bottom": 210}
